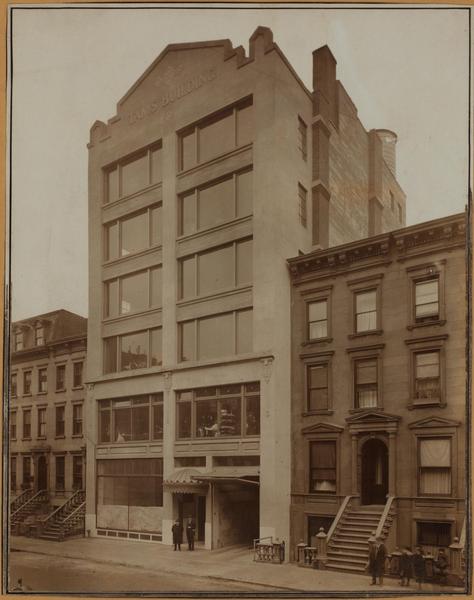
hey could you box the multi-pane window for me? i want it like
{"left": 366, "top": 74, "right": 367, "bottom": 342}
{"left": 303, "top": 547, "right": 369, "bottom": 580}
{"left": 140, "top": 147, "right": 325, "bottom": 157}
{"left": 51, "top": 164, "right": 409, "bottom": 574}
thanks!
{"left": 10, "top": 411, "right": 17, "bottom": 440}
{"left": 73, "top": 404, "right": 83, "bottom": 436}
{"left": 37, "top": 408, "right": 46, "bottom": 438}
{"left": 179, "top": 239, "right": 252, "bottom": 299}
{"left": 11, "top": 457, "right": 17, "bottom": 492}
{"left": 105, "top": 267, "right": 162, "bottom": 317}
{"left": 355, "top": 290, "right": 377, "bottom": 332}
{"left": 55, "top": 405, "right": 65, "bottom": 437}
{"left": 298, "top": 116, "right": 307, "bottom": 161}
{"left": 179, "top": 168, "right": 252, "bottom": 236}
{"left": 176, "top": 382, "right": 260, "bottom": 440}
{"left": 38, "top": 368, "right": 48, "bottom": 393}
{"left": 310, "top": 441, "right": 336, "bottom": 493}
{"left": 419, "top": 438, "right": 451, "bottom": 495}
{"left": 23, "top": 371, "right": 31, "bottom": 395}
{"left": 307, "top": 364, "right": 329, "bottom": 411}
{"left": 56, "top": 365, "right": 66, "bottom": 391}
{"left": 55, "top": 456, "right": 65, "bottom": 492}
{"left": 179, "top": 98, "right": 253, "bottom": 171}
{"left": 73, "top": 455, "right": 83, "bottom": 490}
{"left": 354, "top": 359, "right": 378, "bottom": 409}
{"left": 35, "top": 324, "right": 44, "bottom": 346}
{"left": 104, "top": 204, "right": 162, "bottom": 261}
{"left": 415, "top": 279, "right": 439, "bottom": 322}
{"left": 298, "top": 183, "right": 307, "bottom": 227}
{"left": 14, "top": 331, "right": 24, "bottom": 351}
{"left": 73, "top": 362, "right": 83, "bottom": 388}
{"left": 23, "top": 456, "right": 31, "bottom": 488}
{"left": 23, "top": 409, "right": 31, "bottom": 439}
{"left": 104, "top": 143, "right": 162, "bottom": 204}
{"left": 103, "top": 327, "right": 162, "bottom": 374}
{"left": 11, "top": 373, "right": 17, "bottom": 397}
{"left": 308, "top": 300, "right": 328, "bottom": 340}
{"left": 414, "top": 351, "right": 440, "bottom": 403}
{"left": 417, "top": 522, "right": 451, "bottom": 547}
{"left": 98, "top": 394, "right": 163, "bottom": 443}
{"left": 179, "top": 308, "right": 252, "bottom": 362}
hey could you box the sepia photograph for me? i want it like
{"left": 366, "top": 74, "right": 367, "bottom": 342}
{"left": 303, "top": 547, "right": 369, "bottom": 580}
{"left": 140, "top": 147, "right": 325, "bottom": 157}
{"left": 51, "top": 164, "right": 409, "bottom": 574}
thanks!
{"left": 4, "top": 3, "right": 471, "bottom": 596}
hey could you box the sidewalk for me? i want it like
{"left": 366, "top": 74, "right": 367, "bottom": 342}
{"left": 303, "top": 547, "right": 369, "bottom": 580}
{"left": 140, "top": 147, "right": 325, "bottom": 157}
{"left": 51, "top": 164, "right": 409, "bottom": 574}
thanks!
{"left": 9, "top": 535, "right": 464, "bottom": 594}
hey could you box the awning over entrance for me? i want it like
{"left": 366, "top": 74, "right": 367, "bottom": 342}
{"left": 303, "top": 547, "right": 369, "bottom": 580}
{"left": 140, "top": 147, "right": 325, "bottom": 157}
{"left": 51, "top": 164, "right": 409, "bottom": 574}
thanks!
{"left": 193, "top": 469, "right": 259, "bottom": 486}
{"left": 163, "top": 468, "right": 208, "bottom": 494}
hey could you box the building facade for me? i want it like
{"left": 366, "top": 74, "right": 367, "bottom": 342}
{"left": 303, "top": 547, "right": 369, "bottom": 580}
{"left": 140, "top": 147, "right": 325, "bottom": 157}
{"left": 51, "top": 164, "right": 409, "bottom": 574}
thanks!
{"left": 288, "top": 213, "right": 467, "bottom": 568}
{"left": 9, "top": 310, "right": 87, "bottom": 507}
{"left": 86, "top": 26, "right": 405, "bottom": 548}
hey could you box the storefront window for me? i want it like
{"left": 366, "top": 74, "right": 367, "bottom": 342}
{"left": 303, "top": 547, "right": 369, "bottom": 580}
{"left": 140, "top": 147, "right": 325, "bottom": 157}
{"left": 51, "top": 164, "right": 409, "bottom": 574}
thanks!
{"left": 98, "top": 395, "right": 163, "bottom": 444}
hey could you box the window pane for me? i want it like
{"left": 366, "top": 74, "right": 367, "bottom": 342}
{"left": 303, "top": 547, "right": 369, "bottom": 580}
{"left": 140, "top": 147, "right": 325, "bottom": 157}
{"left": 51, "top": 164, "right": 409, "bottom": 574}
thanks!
{"left": 199, "top": 313, "right": 234, "bottom": 359}
{"left": 309, "top": 389, "right": 328, "bottom": 411}
{"left": 104, "top": 337, "right": 117, "bottom": 374}
{"left": 180, "top": 256, "right": 196, "bottom": 299}
{"left": 121, "top": 271, "right": 148, "bottom": 314}
{"left": 416, "top": 280, "right": 438, "bottom": 305}
{"left": 236, "top": 309, "right": 253, "bottom": 354}
{"left": 198, "top": 110, "right": 234, "bottom": 163}
{"left": 309, "top": 321, "right": 328, "bottom": 339}
{"left": 150, "top": 205, "right": 162, "bottom": 247}
{"left": 105, "top": 279, "right": 119, "bottom": 318}
{"left": 420, "top": 439, "right": 450, "bottom": 467}
{"left": 196, "top": 399, "right": 218, "bottom": 437}
{"left": 416, "top": 352, "right": 440, "bottom": 378}
{"left": 150, "top": 328, "right": 162, "bottom": 366}
{"left": 356, "top": 361, "right": 377, "bottom": 384}
{"left": 198, "top": 177, "right": 234, "bottom": 230}
{"left": 181, "top": 130, "right": 196, "bottom": 171}
{"left": 150, "top": 267, "right": 162, "bottom": 308}
{"left": 115, "top": 408, "right": 131, "bottom": 442}
{"left": 121, "top": 152, "right": 149, "bottom": 196}
{"left": 153, "top": 404, "right": 163, "bottom": 439}
{"left": 73, "top": 362, "right": 83, "bottom": 387}
{"left": 100, "top": 411, "right": 111, "bottom": 443}
{"left": 177, "top": 402, "right": 192, "bottom": 438}
{"left": 150, "top": 146, "right": 162, "bottom": 184}
{"left": 357, "top": 389, "right": 377, "bottom": 408}
{"left": 219, "top": 397, "right": 241, "bottom": 436}
{"left": 180, "top": 321, "right": 195, "bottom": 362}
{"left": 121, "top": 211, "right": 148, "bottom": 257}
{"left": 38, "top": 368, "right": 48, "bottom": 393}
{"left": 120, "top": 331, "right": 148, "bottom": 370}
{"left": 420, "top": 468, "right": 451, "bottom": 495}
{"left": 106, "top": 168, "right": 119, "bottom": 204}
{"left": 236, "top": 102, "right": 254, "bottom": 147}
{"left": 236, "top": 239, "right": 252, "bottom": 286}
{"left": 356, "top": 312, "right": 377, "bottom": 332}
{"left": 245, "top": 396, "right": 260, "bottom": 435}
{"left": 236, "top": 169, "right": 252, "bottom": 218}
{"left": 356, "top": 290, "right": 376, "bottom": 313}
{"left": 198, "top": 245, "right": 234, "bottom": 296}
{"left": 309, "top": 300, "right": 327, "bottom": 322}
{"left": 106, "top": 222, "right": 119, "bottom": 261}
{"left": 309, "top": 365, "right": 327, "bottom": 388}
{"left": 180, "top": 192, "right": 195, "bottom": 236}
{"left": 132, "top": 405, "right": 149, "bottom": 441}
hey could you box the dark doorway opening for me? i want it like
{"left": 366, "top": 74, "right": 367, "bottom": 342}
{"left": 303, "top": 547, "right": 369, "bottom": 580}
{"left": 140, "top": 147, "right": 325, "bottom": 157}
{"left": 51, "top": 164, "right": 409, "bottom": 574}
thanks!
{"left": 37, "top": 456, "right": 47, "bottom": 491}
{"left": 178, "top": 494, "right": 206, "bottom": 542}
{"left": 361, "top": 438, "right": 388, "bottom": 505}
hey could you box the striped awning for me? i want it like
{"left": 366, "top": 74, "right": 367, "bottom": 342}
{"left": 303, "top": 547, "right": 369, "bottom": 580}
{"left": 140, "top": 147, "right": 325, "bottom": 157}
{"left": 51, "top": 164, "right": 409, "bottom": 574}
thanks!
{"left": 163, "top": 468, "right": 208, "bottom": 494}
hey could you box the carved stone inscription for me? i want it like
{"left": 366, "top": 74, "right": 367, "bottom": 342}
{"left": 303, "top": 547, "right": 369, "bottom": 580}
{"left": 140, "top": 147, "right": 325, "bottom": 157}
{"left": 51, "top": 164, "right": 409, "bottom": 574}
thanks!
{"left": 127, "top": 67, "right": 217, "bottom": 124}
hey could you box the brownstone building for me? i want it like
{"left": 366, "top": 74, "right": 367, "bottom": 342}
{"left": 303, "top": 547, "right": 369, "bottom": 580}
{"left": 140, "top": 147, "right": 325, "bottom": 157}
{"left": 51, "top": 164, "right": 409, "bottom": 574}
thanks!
{"left": 85, "top": 26, "right": 405, "bottom": 548}
{"left": 288, "top": 213, "right": 467, "bottom": 571}
{"left": 9, "top": 310, "right": 87, "bottom": 508}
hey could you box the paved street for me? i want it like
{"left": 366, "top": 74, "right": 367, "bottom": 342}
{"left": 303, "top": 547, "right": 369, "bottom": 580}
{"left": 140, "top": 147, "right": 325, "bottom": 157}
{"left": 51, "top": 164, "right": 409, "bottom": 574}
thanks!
{"left": 8, "top": 536, "right": 465, "bottom": 595}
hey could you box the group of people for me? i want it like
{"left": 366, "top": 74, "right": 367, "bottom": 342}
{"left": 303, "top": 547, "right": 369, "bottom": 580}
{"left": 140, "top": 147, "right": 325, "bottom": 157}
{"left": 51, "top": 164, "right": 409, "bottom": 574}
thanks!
{"left": 171, "top": 518, "right": 196, "bottom": 551}
{"left": 367, "top": 536, "right": 449, "bottom": 589}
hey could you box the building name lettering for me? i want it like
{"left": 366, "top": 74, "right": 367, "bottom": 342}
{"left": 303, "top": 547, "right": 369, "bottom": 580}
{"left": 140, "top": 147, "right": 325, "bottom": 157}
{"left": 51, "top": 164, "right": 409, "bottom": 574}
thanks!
{"left": 127, "top": 67, "right": 217, "bottom": 125}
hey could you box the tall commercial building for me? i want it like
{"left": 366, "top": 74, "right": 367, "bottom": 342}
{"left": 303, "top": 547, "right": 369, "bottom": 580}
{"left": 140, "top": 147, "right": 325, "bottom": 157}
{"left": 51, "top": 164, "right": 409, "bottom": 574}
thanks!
{"left": 86, "top": 26, "right": 405, "bottom": 548}
{"left": 288, "top": 213, "right": 467, "bottom": 571}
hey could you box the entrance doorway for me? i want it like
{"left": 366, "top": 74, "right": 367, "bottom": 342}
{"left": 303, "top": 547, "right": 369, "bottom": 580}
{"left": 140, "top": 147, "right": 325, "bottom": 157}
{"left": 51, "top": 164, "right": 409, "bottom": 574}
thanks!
{"left": 361, "top": 438, "right": 388, "bottom": 505}
{"left": 178, "top": 494, "right": 206, "bottom": 542}
{"left": 37, "top": 456, "right": 48, "bottom": 491}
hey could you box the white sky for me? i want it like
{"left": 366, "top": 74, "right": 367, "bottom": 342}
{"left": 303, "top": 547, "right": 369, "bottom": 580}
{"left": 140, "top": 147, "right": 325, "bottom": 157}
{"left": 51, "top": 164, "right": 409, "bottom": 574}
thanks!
{"left": 10, "top": 5, "right": 470, "bottom": 321}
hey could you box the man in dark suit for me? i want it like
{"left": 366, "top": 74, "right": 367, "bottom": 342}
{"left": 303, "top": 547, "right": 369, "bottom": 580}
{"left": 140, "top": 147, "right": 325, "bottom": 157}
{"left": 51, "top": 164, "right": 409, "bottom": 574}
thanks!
{"left": 186, "top": 518, "right": 196, "bottom": 551}
{"left": 172, "top": 520, "right": 183, "bottom": 551}
{"left": 367, "top": 535, "right": 387, "bottom": 585}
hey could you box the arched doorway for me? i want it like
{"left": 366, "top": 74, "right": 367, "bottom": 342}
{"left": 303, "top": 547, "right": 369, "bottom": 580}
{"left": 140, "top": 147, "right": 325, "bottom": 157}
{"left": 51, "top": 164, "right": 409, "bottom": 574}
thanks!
{"left": 361, "top": 438, "right": 388, "bottom": 505}
{"left": 37, "top": 455, "right": 48, "bottom": 491}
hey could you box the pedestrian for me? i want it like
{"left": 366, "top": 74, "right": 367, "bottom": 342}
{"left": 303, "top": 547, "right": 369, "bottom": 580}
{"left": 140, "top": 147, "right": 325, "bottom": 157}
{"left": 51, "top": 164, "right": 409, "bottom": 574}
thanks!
{"left": 413, "top": 546, "right": 425, "bottom": 590}
{"left": 399, "top": 547, "right": 413, "bottom": 586}
{"left": 186, "top": 518, "right": 196, "bottom": 551}
{"left": 367, "top": 535, "right": 387, "bottom": 586}
{"left": 434, "top": 548, "right": 448, "bottom": 584}
{"left": 172, "top": 519, "right": 182, "bottom": 551}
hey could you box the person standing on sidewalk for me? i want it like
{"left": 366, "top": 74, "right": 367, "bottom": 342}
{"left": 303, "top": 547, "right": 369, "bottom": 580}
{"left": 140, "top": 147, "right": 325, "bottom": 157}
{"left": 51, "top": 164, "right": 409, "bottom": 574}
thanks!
{"left": 399, "top": 547, "right": 414, "bottom": 586}
{"left": 172, "top": 520, "right": 182, "bottom": 551}
{"left": 367, "top": 536, "right": 386, "bottom": 586}
{"left": 186, "top": 519, "right": 196, "bottom": 551}
{"left": 413, "top": 546, "right": 425, "bottom": 590}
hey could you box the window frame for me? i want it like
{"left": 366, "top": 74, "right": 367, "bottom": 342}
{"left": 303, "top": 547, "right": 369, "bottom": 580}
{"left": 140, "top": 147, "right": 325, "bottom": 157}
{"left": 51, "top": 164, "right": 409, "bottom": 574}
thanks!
{"left": 23, "top": 370, "right": 32, "bottom": 396}
{"left": 297, "top": 116, "right": 308, "bottom": 161}
{"left": 72, "top": 403, "right": 83, "bottom": 437}
{"left": 38, "top": 367, "right": 48, "bottom": 394}
{"left": 98, "top": 394, "right": 163, "bottom": 445}
{"left": 37, "top": 406, "right": 47, "bottom": 439}
{"left": 10, "top": 410, "right": 17, "bottom": 440}
{"left": 406, "top": 262, "right": 446, "bottom": 329}
{"left": 308, "top": 439, "right": 338, "bottom": 495}
{"left": 302, "top": 286, "right": 333, "bottom": 343}
{"left": 301, "top": 351, "right": 334, "bottom": 415}
{"left": 14, "top": 330, "right": 24, "bottom": 352}
{"left": 35, "top": 323, "right": 44, "bottom": 346}
{"left": 298, "top": 183, "right": 307, "bottom": 228}
{"left": 103, "top": 327, "right": 163, "bottom": 374}
{"left": 55, "top": 404, "right": 66, "bottom": 438}
{"left": 347, "top": 275, "right": 383, "bottom": 337}
{"left": 406, "top": 336, "right": 447, "bottom": 409}
{"left": 347, "top": 345, "right": 384, "bottom": 411}
{"left": 73, "top": 361, "right": 84, "bottom": 388}
{"left": 104, "top": 265, "right": 163, "bottom": 319}
{"left": 417, "top": 436, "right": 452, "bottom": 497}
{"left": 22, "top": 408, "right": 32, "bottom": 440}
{"left": 55, "top": 364, "right": 66, "bottom": 392}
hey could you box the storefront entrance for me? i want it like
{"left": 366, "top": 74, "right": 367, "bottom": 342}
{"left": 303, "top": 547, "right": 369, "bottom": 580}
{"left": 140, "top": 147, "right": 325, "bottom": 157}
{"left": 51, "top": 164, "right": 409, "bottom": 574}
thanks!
{"left": 178, "top": 494, "right": 206, "bottom": 542}
{"left": 361, "top": 438, "right": 388, "bottom": 505}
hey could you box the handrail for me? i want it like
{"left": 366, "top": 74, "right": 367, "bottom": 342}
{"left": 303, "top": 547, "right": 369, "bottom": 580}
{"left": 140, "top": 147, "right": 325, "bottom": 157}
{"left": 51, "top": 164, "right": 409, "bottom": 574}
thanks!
{"left": 459, "top": 517, "right": 466, "bottom": 547}
{"left": 62, "top": 501, "right": 85, "bottom": 524}
{"left": 375, "top": 496, "right": 396, "bottom": 539}
{"left": 10, "top": 489, "right": 34, "bottom": 511}
{"left": 40, "top": 489, "right": 84, "bottom": 525}
{"left": 327, "top": 495, "right": 352, "bottom": 543}
{"left": 253, "top": 536, "right": 273, "bottom": 547}
{"left": 11, "top": 489, "right": 48, "bottom": 519}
